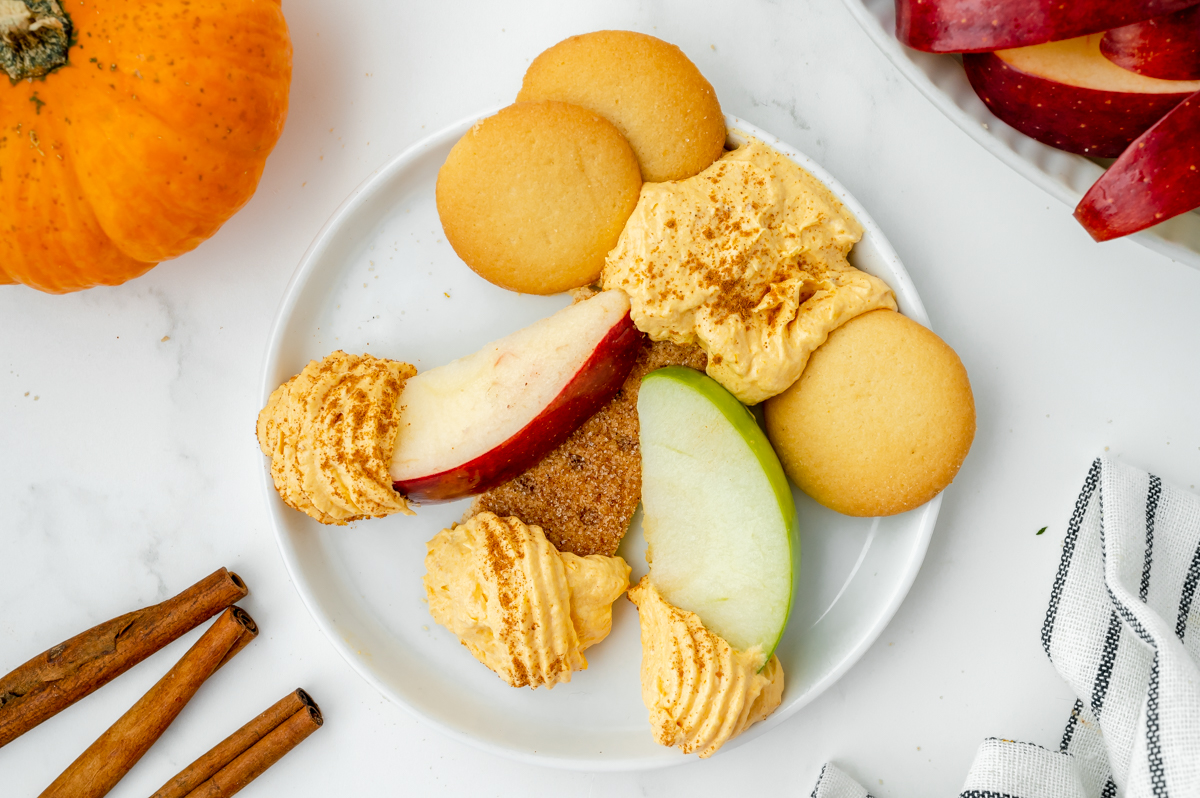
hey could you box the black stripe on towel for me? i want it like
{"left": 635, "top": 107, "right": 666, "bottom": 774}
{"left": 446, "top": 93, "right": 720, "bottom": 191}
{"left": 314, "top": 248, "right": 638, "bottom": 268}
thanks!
{"left": 1060, "top": 698, "right": 1084, "bottom": 752}
{"left": 1093, "top": 477, "right": 1168, "bottom": 798}
{"left": 1142, "top": 475, "right": 1161, "bottom": 601}
{"left": 960, "top": 792, "right": 1019, "bottom": 798}
{"left": 810, "top": 763, "right": 827, "bottom": 798}
{"left": 810, "top": 764, "right": 876, "bottom": 798}
{"left": 1090, "top": 611, "right": 1123, "bottom": 718}
{"left": 1097, "top": 474, "right": 1154, "bottom": 649}
{"left": 1101, "top": 777, "right": 1118, "bottom": 798}
{"left": 1147, "top": 653, "right": 1167, "bottom": 798}
{"left": 1043, "top": 459, "right": 1102, "bottom": 656}
{"left": 1177, "top": 537, "right": 1200, "bottom": 641}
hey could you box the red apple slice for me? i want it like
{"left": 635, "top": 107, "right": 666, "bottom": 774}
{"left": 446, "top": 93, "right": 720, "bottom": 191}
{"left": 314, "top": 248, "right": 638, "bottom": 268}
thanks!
{"left": 898, "top": 0, "right": 1200, "bottom": 53}
{"left": 963, "top": 34, "right": 1200, "bottom": 156}
{"left": 1074, "top": 89, "right": 1200, "bottom": 241}
{"left": 390, "top": 290, "right": 643, "bottom": 502}
{"left": 1102, "top": 5, "right": 1200, "bottom": 81}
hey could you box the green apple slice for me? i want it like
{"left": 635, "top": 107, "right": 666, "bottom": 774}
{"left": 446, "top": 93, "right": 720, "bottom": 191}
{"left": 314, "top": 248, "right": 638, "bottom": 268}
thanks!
{"left": 638, "top": 366, "right": 798, "bottom": 660}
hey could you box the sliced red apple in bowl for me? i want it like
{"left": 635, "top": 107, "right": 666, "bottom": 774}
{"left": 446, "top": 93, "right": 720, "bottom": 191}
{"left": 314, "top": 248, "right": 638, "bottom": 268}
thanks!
{"left": 963, "top": 34, "right": 1200, "bottom": 157}
{"left": 1075, "top": 89, "right": 1200, "bottom": 241}
{"left": 390, "top": 289, "right": 643, "bottom": 502}
{"left": 1102, "top": 5, "right": 1200, "bottom": 81}
{"left": 897, "top": 0, "right": 1200, "bottom": 54}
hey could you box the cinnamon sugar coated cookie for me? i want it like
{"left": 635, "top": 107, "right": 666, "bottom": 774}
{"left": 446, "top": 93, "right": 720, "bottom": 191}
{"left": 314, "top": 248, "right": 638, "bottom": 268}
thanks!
{"left": 435, "top": 101, "right": 642, "bottom": 295}
{"left": 470, "top": 339, "right": 708, "bottom": 557}
{"left": 763, "top": 310, "right": 975, "bottom": 517}
{"left": 517, "top": 30, "right": 726, "bottom": 182}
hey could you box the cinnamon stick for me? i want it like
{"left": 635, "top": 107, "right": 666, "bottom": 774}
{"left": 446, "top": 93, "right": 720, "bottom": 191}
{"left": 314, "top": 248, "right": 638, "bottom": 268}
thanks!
{"left": 0, "top": 568, "right": 248, "bottom": 749}
{"left": 39, "top": 607, "right": 258, "bottom": 798}
{"left": 150, "top": 689, "right": 317, "bottom": 798}
{"left": 180, "top": 700, "right": 323, "bottom": 798}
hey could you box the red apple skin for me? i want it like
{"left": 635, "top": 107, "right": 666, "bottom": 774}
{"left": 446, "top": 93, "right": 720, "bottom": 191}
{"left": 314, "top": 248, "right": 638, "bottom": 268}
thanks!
{"left": 1075, "top": 90, "right": 1200, "bottom": 241}
{"left": 897, "top": 0, "right": 1200, "bottom": 53}
{"left": 1102, "top": 6, "right": 1200, "bottom": 80}
{"left": 963, "top": 52, "right": 1194, "bottom": 156}
{"left": 393, "top": 314, "right": 644, "bottom": 502}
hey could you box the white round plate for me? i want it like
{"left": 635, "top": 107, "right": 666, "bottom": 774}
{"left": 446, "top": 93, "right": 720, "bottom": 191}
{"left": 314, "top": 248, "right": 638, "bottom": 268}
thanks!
{"left": 841, "top": 0, "right": 1200, "bottom": 270}
{"left": 260, "top": 111, "right": 940, "bottom": 770}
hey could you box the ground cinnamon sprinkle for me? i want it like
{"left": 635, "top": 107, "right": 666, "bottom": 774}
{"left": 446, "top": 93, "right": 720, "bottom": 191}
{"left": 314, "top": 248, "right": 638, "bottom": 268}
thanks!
{"left": 601, "top": 136, "right": 895, "bottom": 405}
{"left": 470, "top": 338, "right": 708, "bottom": 557}
{"left": 257, "top": 351, "right": 415, "bottom": 525}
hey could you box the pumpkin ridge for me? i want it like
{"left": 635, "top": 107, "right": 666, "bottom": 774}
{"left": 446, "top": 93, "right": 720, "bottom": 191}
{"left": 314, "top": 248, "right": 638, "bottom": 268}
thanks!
{"left": 58, "top": 90, "right": 277, "bottom": 261}
{"left": 0, "top": 116, "right": 154, "bottom": 293}
{"left": 2, "top": 54, "right": 163, "bottom": 290}
{"left": 103, "top": 57, "right": 291, "bottom": 159}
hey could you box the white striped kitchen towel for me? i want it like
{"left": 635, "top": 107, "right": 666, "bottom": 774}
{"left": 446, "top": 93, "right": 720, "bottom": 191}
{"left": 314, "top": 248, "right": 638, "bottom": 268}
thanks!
{"left": 811, "top": 457, "right": 1200, "bottom": 798}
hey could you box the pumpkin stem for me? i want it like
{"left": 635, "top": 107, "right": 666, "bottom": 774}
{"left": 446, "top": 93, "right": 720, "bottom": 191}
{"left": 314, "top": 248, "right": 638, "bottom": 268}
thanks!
{"left": 0, "top": 0, "right": 71, "bottom": 81}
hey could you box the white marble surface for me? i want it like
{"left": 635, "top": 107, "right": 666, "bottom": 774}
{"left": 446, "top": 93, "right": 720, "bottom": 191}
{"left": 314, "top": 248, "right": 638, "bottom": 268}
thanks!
{"left": 3, "top": 0, "right": 1200, "bottom": 795}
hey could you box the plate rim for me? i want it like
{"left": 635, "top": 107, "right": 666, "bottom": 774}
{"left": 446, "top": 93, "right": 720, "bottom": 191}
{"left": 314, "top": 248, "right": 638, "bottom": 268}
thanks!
{"left": 259, "top": 109, "right": 940, "bottom": 770}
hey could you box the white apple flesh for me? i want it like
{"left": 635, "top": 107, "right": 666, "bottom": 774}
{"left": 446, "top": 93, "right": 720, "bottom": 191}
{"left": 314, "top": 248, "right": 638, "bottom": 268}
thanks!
{"left": 638, "top": 367, "right": 797, "bottom": 659}
{"left": 390, "top": 290, "right": 642, "bottom": 502}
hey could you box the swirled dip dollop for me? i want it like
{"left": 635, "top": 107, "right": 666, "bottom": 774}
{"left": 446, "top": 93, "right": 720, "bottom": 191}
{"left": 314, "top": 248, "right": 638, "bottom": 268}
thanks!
{"left": 602, "top": 135, "right": 895, "bottom": 404}
{"left": 628, "top": 576, "right": 785, "bottom": 758}
{"left": 424, "top": 512, "right": 631, "bottom": 688}
{"left": 257, "top": 351, "right": 416, "bottom": 525}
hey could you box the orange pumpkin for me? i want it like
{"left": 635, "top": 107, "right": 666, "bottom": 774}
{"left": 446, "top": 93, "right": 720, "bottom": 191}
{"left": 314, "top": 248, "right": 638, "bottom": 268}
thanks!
{"left": 0, "top": 0, "right": 291, "bottom": 293}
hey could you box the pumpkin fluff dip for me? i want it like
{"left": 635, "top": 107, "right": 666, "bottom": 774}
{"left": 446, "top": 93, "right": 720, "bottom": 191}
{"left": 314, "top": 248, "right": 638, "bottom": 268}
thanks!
{"left": 602, "top": 135, "right": 896, "bottom": 405}
{"left": 0, "top": 0, "right": 291, "bottom": 292}
{"left": 423, "top": 512, "right": 631, "bottom": 688}
{"left": 256, "top": 351, "right": 416, "bottom": 525}
{"left": 627, "top": 577, "right": 785, "bottom": 757}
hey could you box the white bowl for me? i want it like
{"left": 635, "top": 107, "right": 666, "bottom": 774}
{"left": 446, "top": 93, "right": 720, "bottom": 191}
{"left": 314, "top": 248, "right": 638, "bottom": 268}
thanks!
{"left": 842, "top": 0, "right": 1200, "bottom": 270}
{"left": 259, "top": 111, "right": 940, "bottom": 769}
